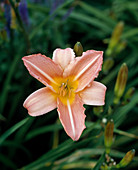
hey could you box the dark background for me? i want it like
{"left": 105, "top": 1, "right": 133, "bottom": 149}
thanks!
{"left": 0, "top": 0, "right": 138, "bottom": 169}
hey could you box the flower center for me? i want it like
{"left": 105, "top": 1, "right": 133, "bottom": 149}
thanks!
{"left": 51, "top": 76, "right": 78, "bottom": 105}
{"left": 59, "top": 80, "right": 70, "bottom": 96}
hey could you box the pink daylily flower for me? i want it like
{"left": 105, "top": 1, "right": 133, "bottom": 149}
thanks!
{"left": 22, "top": 48, "right": 106, "bottom": 141}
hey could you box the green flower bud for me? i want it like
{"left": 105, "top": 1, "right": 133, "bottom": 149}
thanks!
{"left": 122, "top": 87, "right": 135, "bottom": 105}
{"left": 73, "top": 42, "right": 83, "bottom": 56}
{"left": 114, "top": 63, "right": 128, "bottom": 104}
{"left": 115, "top": 41, "right": 127, "bottom": 54}
{"left": 110, "top": 21, "right": 124, "bottom": 48}
{"left": 106, "top": 21, "right": 124, "bottom": 57}
{"left": 101, "top": 162, "right": 109, "bottom": 170}
{"left": 103, "top": 58, "right": 114, "bottom": 74}
{"left": 93, "top": 106, "right": 103, "bottom": 116}
{"left": 104, "top": 120, "right": 114, "bottom": 154}
{"left": 116, "top": 149, "right": 135, "bottom": 168}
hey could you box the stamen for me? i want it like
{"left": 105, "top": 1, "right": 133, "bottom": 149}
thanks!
{"left": 62, "top": 89, "right": 67, "bottom": 97}
{"left": 58, "top": 79, "right": 71, "bottom": 98}
{"left": 68, "top": 88, "right": 72, "bottom": 98}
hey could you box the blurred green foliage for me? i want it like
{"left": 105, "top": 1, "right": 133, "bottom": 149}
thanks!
{"left": 0, "top": 0, "right": 138, "bottom": 169}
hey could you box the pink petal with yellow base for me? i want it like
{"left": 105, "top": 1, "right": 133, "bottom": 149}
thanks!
{"left": 22, "top": 54, "right": 63, "bottom": 88}
{"left": 57, "top": 95, "right": 86, "bottom": 141}
{"left": 23, "top": 87, "right": 57, "bottom": 116}
{"left": 80, "top": 81, "right": 106, "bottom": 105}
{"left": 53, "top": 48, "right": 75, "bottom": 70}
{"left": 63, "top": 50, "right": 103, "bottom": 92}
{"left": 22, "top": 48, "right": 106, "bottom": 141}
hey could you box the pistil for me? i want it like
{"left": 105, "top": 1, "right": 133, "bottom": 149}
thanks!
{"left": 51, "top": 76, "right": 79, "bottom": 105}
{"left": 59, "top": 80, "right": 71, "bottom": 97}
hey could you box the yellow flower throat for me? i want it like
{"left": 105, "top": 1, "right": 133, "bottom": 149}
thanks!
{"left": 51, "top": 76, "right": 79, "bottom": 105}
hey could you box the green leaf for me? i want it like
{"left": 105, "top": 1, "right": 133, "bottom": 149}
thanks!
{"left": 0, "top": 153, "right": 17, "bottom": 169}
{"left": 0, "top": 118, "right": 29, "bottom": 145}
{"left": 25, "top": 123, "right": 62, "bottom": 141}
{"left": 20, "top": 122, "right": 100, "bottom": 169}
{"left": 79, "top": 1, "right": 116, "bottom": 27}
{"left": 93, "top": 152, "right": 105, "bottom": 170}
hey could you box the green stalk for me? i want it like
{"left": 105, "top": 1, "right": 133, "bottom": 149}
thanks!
{"left": 0, "top": 55, "right": 20, "bottom": 115}
{"left": 0, "top": 118, "right": 29, "bottom": 145}
{"left": 0, "top": 0, "right": 31, "bottom": 115}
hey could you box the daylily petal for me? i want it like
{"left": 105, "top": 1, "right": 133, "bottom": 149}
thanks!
{"left": 22, "top": 54, "right": 63, "bottom": 88}
{"left": 63, "top": 50, "right": 103, "bottom": 92}
{"left": 52, "top": 48, "right": 75, "bottom": 70}
{"left": 57, "top": 95, "right": 86, "bottom": 141}
{"left": 23, "top": 87, "right": 57, "bottom": 116}
{"left": 80, "top": 81, "right": 106, "bottom": 105}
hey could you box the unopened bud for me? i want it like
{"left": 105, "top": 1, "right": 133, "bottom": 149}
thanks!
{"left": 101, "top": 162, "right": 108, "bottom": 170}
{"left": 114, "top": 63, "right": 128, "bottom": 104}
{"left": 104, "top": 119, "right": 114, "bottom": 154}
{"left": 103, "top": 58, "right": 114, "bottom": 74}
{"left": 110, "top": 21, "right": 124, "bottom": 47}
{"left": 106, "top": 21, "right": 124, "bottom": 57}
{"left": 115, "top": 41, "right": 127, "bottom": 54}
{"left": 93, "top": 106, "right": 103, "bottom": 116}
{"left": 116, "top": 149, "right": 135, "bottom": 168}
{"left": 122, "top": 87, "right": 135, "bottom": 105}
{"left": 73, "top": 42, "right": 83, "bottom": 56}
